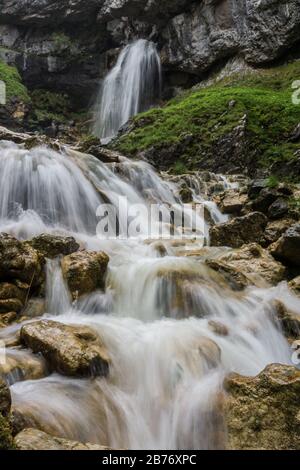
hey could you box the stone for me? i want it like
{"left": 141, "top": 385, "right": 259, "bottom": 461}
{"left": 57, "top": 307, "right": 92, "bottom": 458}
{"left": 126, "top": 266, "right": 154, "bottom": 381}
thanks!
{"left": 14, "top": 428, "right": 110, "bottom": 451}
{"left": 0, "top": 282, "right": 26, "bottom": 314}
{"left": 20, "top": 320, "right": 110, "bottom": 377}
{"left": 268, "top": 198, "right": 289, "bottom": 219}
{"left": 0, "top": 413, "right": 14, "bottom": 450}
{"left": 218, "top": 190, "right": 248, "bottom": 215}
{"left": 248, "top": 179, "right": 268, "bottom": 199}
{"left": 28, "top": 234, "right": 80, "bottom": 259}
{"left": 289, "top": 276, "right": 300, "bottom": 297}
{"left": 61, "top": 250, "right": 109, "bottom": 299}
{"left": 21, "top": 298, "right": 46, "bottom": 319}
{"left": 224, "top": 364, "right": 300, "bottom": 450}
{"left": 270, "top": 223, "right": 300, "bottom": 267}
{"left": 208, "top": 321, "right": 229, "bottom": 337}
{"left": 206, "top": 243, "right": 286, "bottom": 289}
{"left": 0, "top": 349, "right": 47, "bottom": 384}
{"left": 0, "top": 378, "right": 11, "bottom": 417}
{"left": 274, "top": 301, "right": 300, "bottom": 340}
{"left": 0, "top": 233, "right": 45, "bottom": 288}
{"left": 264, "top": 219, "right": 294, "bottom": 246}
{"left": 209, "top": 212, "right": 268, "bottom": 248}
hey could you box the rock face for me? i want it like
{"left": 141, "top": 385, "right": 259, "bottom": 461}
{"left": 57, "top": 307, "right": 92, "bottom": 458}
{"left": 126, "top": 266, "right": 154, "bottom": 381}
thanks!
{"left": 20, "top": 320, "right": 110, "bottom": 377}
{"left": 270, "top": 224, "right": 300, "bottom": 267}
{"left": 61, "top": 250, "right": 109, "bottom": 299}
{"left": 207, "top": 243, "right": 286, "bottom": 289}
{"left": 14, "top": 428, "right": 109, "bottom": 451}
{"left": 0, "top": 0, "right": 300, "bottom": 112}
{"left": 28, "top": 234, "right": 80, "bottom": 259}
{"left": 225, "top": 364, "right": 300, "bottom": 450}
{"left": 210, "top": 212, "right": 268, "bottom": 248}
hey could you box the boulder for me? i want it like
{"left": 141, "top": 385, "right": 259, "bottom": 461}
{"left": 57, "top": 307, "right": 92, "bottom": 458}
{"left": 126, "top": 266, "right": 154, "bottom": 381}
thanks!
{"left": 268, "top": 198, "right": 289, "bottom": 219}
{"left": 61, "top": 250, "right": 109, "bottom": 299}
{"left": 14, "top": 428, "right": 109, "bottom": 451}
{"left": 225, "top": 364, "right": 300, "bottom": 450}
{"left": 206, "top": 243, "right": 286, "bottom": 289}
{"left": 274, "top": 301, "right": 300, "bottom": 340}
{"left": 0, "top": 233, "right": 45, "bottom": 288}
{"left": 0, "top": 413, "right": 14, "bottom": 450}
{"left": 263, "top": 218, "right": 294, "bottom": 246}
{"left": 270, "top": 223, "right": 300, "bottom": 267}
{"left": 20, "top": 320, "right": 110, "bottom": 377}
{"left": 218, "top": 190, "right": 248, "bottom": 215}
{"left": 209, "top": 212, "right": 268, "bottom": 248}
{"left": 0, "top": 282, "right": 26, "bottom": 314}
{"left": 28, "top": 234, "right": 79, "bottom": 259}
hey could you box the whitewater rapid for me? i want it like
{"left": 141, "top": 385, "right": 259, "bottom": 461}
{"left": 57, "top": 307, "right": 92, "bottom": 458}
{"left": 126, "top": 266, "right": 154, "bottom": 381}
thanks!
{"left": 0, "top": 139, "right": 297, "bottom": 450}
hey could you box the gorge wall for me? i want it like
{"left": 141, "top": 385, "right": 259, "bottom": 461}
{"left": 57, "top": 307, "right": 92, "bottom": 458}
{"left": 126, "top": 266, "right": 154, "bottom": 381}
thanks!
{"left": 1, "top": 0, "right": 300, "bottom": 110}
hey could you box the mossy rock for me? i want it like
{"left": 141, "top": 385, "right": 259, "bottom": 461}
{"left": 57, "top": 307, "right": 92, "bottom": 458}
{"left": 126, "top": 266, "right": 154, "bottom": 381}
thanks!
{"left": 0, "top": 414, "right": 14, "bottom": 450}
{"left": 0, "top": 60, "right": 30, "bottom": 103}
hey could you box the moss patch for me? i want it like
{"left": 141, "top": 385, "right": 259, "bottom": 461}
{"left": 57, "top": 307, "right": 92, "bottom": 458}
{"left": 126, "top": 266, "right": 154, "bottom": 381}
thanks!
{"left": 0, "top": 60, "right": 30, "bottom": 102}
{"left": 115, "top": 61, "right": 300, "bottom": 179}
{"left": 0, "top": 414, "right": 14, "bottom": 450}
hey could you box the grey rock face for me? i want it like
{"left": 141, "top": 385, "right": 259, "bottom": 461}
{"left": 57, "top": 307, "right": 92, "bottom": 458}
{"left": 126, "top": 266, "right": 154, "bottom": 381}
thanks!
{"left": 0, "top": 0, "right": 300, "bottom": 109}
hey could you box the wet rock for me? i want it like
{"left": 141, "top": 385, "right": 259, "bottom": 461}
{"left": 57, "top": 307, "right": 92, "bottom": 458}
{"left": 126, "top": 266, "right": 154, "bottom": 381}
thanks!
{"left": 270, "top": 223, "right": 300, "bottom": 267}
{"left": 289, "top": 276, "right": 300, "bottom": 297}
{"left": 28, "top": 234, "right": 79, "bottom": 259}
{"left": 209, "top": 212, "right": 268, "bottom": 249}
{"left": 0, "top": 349, "right": 48, "bottom": 385}
{"left": 21, "top": 298, "right": 46, "bottom": 319}
{"left": 268, "top": 198, "right": 289, "bottom": 220}
{"left": 61, "top": 250, "right": 109, "bottom": 299}
{"left": 14, "top": 428, "right": 109, "bottom": 451}
{"left": 218, "top": 190, "right": 248, "bottom": 215}
{"left": 179, "top": 185, "right": 193, "bottom": 203}
{"left": 0, "top": 233, "right": 45, "bottom": 288}
{"left": 274, "top": 301, "right": 300, "bottom": 340}
{"left": 20, "top": 320, "right": 110, "bottom": 377}
{"left": 225, "top": 364, "right": 300, "bottom": 450}
{"left": 0, "top": 378, "right": 11, "bottom": 417}
{"left": 206, "top": 243, "right": 286, "bottom": 289}
{"left": 208, "top": 321, "right": 229, "bottom": 337}
{"left": 0, "top": 283, "right": 26, "bottom": 314}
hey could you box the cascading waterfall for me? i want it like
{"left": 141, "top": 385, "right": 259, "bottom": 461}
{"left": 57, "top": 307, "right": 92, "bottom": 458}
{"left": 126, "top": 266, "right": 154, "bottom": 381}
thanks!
{"left": 0, "top": 137, "right": 298, "bottom": 450}
{"left": 92, "top": 39, "right": 162, "bottom": 142}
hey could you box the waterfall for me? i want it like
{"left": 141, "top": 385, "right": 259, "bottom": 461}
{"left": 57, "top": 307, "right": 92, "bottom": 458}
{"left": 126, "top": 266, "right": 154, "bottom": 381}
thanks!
{"left": 0, "top": 138, "right": 297, "bottom": 450}
{"left": 93, "top": 39, "right": 162, "bottom": 142}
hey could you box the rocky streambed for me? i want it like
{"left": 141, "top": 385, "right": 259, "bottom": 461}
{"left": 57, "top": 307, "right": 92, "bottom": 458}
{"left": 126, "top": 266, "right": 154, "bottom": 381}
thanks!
{"left": 0, "top": 127, "right": 299, "bottom": 450}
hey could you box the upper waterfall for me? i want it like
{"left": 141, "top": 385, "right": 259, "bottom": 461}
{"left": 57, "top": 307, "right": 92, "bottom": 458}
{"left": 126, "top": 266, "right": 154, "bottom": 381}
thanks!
{"left": 92, "top": 39, "right": 162, "bottom": 142}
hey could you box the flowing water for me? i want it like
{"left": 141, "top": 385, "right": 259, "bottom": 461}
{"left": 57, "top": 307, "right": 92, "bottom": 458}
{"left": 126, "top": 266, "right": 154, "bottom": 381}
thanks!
{"left": 92, "top": 39, "right": 162, "bottom": 142}
{"left": 0, "top": 137, "right": 298, "bottom": 449}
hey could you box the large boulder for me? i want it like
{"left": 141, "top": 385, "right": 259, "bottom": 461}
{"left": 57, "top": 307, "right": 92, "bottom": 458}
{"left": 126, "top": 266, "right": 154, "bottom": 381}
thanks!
{"left": 218, "top": 190, "right": 248, "bottom": 215}
{"left": 14, "top": 428, "right": 109, "bottom": 451}
{"left": 28, "top": 234, "right": 80, "bottom": 259}
{"left": 61, "top": 250, "right": 109, "bottom": 299}
{"left": 0, "top": 234, "right": 44, "bottom": 287}
{"left": 225, "top": 364, "right": 300, "bottom": 450}
{"left": 263, "top": 218, "right": 294, "bottom": 246}
{"left": 20, "top": 320, "right": 110, "bottom": 377}
{"left": 206, "top": 243, "right": 286, "bottom": 289}
{"left": 0, "top": 282, "right": 26, "bottom": 314}
{"left": 270, "top": 223, "right": 300, "bottom": 267}
{"left": 210, "top": 212, "right": 268, "bottom": 248}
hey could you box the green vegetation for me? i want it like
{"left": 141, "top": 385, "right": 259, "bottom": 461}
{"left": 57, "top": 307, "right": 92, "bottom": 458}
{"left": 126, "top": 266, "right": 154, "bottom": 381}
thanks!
{"left": 30, "top": 89, "right": 72, "bottom": 125}
{"left": 266, "top": 175, "right": 280, "bottom": 188}
{"left": 52, "top": 32, "right": 73, "bottom": 52}
{"left": 0, "top": 60, "right": 30, "bottom": 102}
{"left": 0, "top": 414, "right": 14, "bottom": 450}
{"left": 115, "top": 61, "right": 300, "bottom": 178}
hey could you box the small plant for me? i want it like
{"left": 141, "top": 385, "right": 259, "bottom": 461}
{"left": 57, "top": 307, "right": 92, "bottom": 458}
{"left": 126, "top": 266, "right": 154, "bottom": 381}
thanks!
{"left": 266, "top": 175, "right": 280, "bottom": 189}
{"left": 173, "top": 161, "right": 188, "bottom": 175}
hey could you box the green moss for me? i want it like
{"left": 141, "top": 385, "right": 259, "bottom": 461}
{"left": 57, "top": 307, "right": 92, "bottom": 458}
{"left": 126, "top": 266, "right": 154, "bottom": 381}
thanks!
{"left": 0, "top": 60, "right": 30, "bottom": 102}
{"left": 115, "top": 61, "right": 300, "bottom": 178}
{"left": 29, "top": 89, "right": 72, "bottom": 125}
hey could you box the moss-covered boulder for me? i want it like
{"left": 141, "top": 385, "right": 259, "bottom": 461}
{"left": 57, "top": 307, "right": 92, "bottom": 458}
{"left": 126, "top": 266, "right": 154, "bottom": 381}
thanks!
{"left": 28, "top": 234, "right": 80, "bottom": 259}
